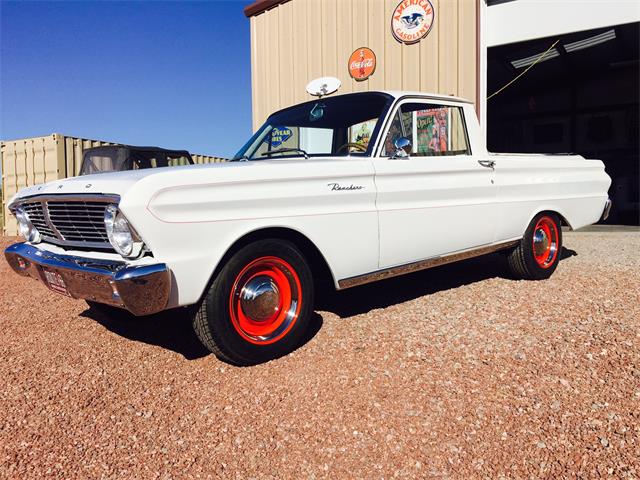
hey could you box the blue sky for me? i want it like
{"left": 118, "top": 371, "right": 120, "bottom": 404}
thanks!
{"left": 0, "top": 0, "right": 252, "bottom": 158}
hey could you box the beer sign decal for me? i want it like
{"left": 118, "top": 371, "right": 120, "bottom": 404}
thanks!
{"left": 348, "top": 47, "right": 376, "bottom": 81}
{"left": 391, "top": 0, "right": 435, "bottom": 45}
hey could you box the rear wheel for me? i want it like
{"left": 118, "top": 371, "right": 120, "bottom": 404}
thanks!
{"left": 192, "top": 239, "right": 314, "bottom": 365}
{"left": 507, "top": 213, "right": 563, "bottom": 280}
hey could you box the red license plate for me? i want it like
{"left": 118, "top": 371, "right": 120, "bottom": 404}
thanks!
{"left": 42, "top": 268, "right": 71, "bottom": 297}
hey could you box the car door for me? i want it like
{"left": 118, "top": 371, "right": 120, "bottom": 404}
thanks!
{"left": 372, "top": 98, "right": 498, "bottom": 269}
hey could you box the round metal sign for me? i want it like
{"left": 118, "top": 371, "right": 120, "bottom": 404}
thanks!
{"left": 391, "top": 0, "right": 435, "bottom": 45}
{"left": 348, "top": 47, "right": 376, "bottom": 81}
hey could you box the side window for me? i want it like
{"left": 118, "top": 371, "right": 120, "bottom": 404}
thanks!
{"left": 383, "top": 111, "right": 407, "bottom": 156}
{"left": 382, "top": 103, "right": 470, "bottom": 157}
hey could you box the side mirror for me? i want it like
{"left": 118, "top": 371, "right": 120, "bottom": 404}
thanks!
{"left": 391, "top": 137, "right": 412, "bottom": 159}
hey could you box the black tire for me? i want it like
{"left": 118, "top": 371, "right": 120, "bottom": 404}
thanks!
{"left": 192, "top": 239, "right": 314, "bottom": 366}
{"left": 507, "top": 212, "right": 563, "bottom": 280}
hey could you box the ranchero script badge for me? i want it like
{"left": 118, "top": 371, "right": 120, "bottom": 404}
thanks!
{"left": 327, "top": 183, "right": 364, "bottom": 191}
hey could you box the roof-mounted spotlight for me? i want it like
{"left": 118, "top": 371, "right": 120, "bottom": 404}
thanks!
{"left": 305, "top": 77, "right": 341, "bottom": 98}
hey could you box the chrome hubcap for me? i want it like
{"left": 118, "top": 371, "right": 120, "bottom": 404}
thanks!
{"left": 533, "top": 228, "right": 549, "bottom": 257}
{"left": 229, "top": 256, "right": 303, "bottom": 345}
{"left": 532, "top": 217, "right": 558, "bottom": 268}
{"left": 239, "top": 275, "right": 281, "bottom": 322}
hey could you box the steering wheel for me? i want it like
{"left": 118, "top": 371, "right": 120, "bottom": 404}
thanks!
{"left": 336, "top": 142, "right": 368, "bottom": 154}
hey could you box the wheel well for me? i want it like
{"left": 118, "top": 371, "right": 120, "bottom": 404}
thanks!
{"left": 539, "top": 210, "right": 572, "bottom": 230}
{"left": 213, "top": 227, "right": 336, "bottom": 293}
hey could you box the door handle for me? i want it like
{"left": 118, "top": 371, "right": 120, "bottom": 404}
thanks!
{"left": 478, "top": 160, "right": 496, "bottom": 169}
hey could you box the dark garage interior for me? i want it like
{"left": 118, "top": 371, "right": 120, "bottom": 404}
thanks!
{"left": 487, "top": 22, "right": 639, "bottom": 225}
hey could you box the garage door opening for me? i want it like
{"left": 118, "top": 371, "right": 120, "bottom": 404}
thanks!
{"left": 487, "top": 22, "right": 639, "bottom": 225}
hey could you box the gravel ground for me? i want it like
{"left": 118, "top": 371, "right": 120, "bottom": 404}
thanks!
{"left": 1, "top": 231, "right": 638, "bottom": 479}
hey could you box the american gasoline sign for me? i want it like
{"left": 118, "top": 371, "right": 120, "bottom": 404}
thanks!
{"left": 391, "top": 0, "right": 435, "bottom": 45}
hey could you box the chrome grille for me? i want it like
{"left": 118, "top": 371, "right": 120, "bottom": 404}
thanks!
{"left": 21, "top": 202, "right": 57, "bottom": 238}
{"left": 47, "top": 201, "right": 110, "bottom": 243}
{"left": 17, "top": 195, "right": 119, "bottom": 250}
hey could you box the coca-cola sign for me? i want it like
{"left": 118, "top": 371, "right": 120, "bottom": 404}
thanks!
{"left": 348, "top": 47, "right": 376, "bottom": 81}
{"left": 391, "top": 0, "right": 435, "bottom": 45}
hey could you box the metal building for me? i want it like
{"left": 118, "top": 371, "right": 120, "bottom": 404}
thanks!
{"left": 245, "top": 0, "right": 479, "bottom": 130}
{"left": 245, "top": 0, "right": 639, "bottom": 224}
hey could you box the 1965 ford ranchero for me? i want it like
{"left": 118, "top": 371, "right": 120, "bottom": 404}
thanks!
{"left": 5, "top": 91, "right": 612, "bottom": 365}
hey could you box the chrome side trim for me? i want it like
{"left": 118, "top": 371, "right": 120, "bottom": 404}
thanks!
{"left": 4, "top": 242, "right": 170, "bottom": 316}
{"left": 338, "top": 240, "right": 521, "bottom": 289}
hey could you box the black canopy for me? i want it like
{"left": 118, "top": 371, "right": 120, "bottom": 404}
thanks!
{"left": 80, "top": 145, "right": 193, "bottom": 175}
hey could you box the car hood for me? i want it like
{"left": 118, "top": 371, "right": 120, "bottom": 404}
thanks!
{"left": 8, "top": 162, "right": 238, "bottom": 206}
{"left": 8, "top": 158, "right": 334, "bottom": 210}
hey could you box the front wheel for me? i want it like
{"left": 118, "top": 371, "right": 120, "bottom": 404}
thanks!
{"left": 507, "top": 213, "right": 563, "bottom": 280}
{"left": 192, "top": 239, "right": 314, "bottom": 365}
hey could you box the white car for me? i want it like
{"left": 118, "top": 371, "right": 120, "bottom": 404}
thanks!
{"left": 5, "top": 91, "right": 611, "bottom": 365}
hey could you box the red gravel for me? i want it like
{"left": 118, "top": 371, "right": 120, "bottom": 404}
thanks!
{"left": 0, "top": 232, "right": 638, "bottom": 478}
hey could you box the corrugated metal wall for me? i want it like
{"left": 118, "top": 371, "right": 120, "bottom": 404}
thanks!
{"left": 1, "top": 134, "right": 226, "bottom": 235}
{"left": 249, "top": 0, "right": 478, "bottom": 130}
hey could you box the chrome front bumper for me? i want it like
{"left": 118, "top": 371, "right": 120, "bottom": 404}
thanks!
{"left": 600, "top": 197, "right": 612, "bottom": 222}
{"left": 4, "top": 243, "right": 171, "bottom": 316}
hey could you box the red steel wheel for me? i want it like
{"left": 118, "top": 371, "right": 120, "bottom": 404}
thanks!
{"left": 531, "top": 216, "right": 559, "bottom": 269}
{"left": 507, "top": 212, "right": 563, "bottom": 280}
{"left": 192, "top": 239, "right": 314, "bottom": 365}
{"left": 229, "top": 256, "right": 302, "bottom": 345}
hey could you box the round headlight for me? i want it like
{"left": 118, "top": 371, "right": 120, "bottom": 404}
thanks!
{"left": 15, "top": 206, "right": 41, "bottom": 243}
{"left": 104, "top": 205, "right": 142, "bottom": 258}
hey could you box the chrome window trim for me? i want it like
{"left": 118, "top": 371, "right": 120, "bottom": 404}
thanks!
{"left": 372, "top": 95, "right": 474, "bottom": 158}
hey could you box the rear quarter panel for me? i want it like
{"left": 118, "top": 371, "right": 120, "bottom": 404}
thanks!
{"left": 493, "top": 154, "right": 611, "bottom": 241}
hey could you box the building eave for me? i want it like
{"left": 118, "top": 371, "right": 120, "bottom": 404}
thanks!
{"left": 244, "top": 0, "right": 290, "bottom": 18}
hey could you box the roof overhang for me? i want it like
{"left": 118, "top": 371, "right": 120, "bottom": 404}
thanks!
{"left": 244, "top": 0, "right": 290, "bottom": 18}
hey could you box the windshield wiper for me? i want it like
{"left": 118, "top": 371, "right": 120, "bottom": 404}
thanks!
{"left": 259, "top": 148, "right": 309, "bottom": 159}
{"left": 230, "top": 155, "right": 249, "bottom": 162}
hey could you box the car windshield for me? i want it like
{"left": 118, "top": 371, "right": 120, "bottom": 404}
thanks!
{"left": 233, "top": 92, "right": 394, "bottom": 160}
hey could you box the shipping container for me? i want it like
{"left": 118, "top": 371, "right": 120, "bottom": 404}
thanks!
{"left": 1, "top": 133, "right": 226, "bottom": 235}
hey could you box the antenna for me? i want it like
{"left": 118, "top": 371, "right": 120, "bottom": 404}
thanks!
{"left": 306, "top": 77, "right": 341, "bottom": 98}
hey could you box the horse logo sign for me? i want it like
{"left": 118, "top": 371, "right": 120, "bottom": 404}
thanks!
{"left": 391, "top": 0, "right": 435, "bottom": 45}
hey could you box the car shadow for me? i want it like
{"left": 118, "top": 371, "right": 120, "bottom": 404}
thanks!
{"left": 80, "top": 247, "right": 576, "bottom": 359}
{"left": 316, "top": 247, "right": 578, "bottom": 319}
{"left": 560, "top": 246, "right": 578, "bottom": 260}
{"left": 81, "top": 305, "right": 324, "bottom": 361}
{"left": 81, "top": 306, "right": 211, "bottom": 360}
